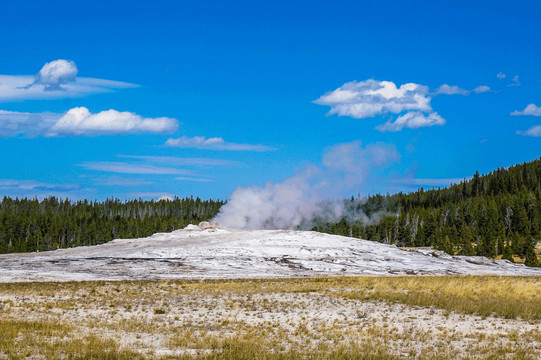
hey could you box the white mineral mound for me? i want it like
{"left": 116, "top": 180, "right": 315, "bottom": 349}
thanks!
{"left": 1, "top": 222, "right": 540, "bottom": 282}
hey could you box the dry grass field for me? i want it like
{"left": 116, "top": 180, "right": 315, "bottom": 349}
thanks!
{"left": 0, "top": 276, "right": 540, "bottom": 359}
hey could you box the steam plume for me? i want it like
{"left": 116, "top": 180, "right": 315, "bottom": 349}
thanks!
{"left": 214, "top": 141, "right": 400, "bottom": 229}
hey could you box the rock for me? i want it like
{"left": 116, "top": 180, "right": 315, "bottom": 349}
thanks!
{"left": 198, "top": 221, "right": 221, "bottom": 230}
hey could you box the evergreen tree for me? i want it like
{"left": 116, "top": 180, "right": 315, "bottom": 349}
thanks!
{"left": 524, "top": 237, "right": 540, "bottom": 267}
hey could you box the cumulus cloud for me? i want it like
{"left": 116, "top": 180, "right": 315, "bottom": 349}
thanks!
{"left": 511, "top": 104, "right": 541, "bottom": 116}
{"left": 0, "top": 108, "right": 178, "bottom": 137}
{"left": 214, "top": 141, "right": 400, "bottom": 229}
{"left": 45, "top": 107, "right": 178, "bottom": 136}
{"left": 165, "top": 136, "right": 273, "bottom": 151}
{"left": 510, "top": 105, "right": 541, "bottom": 137}
{"left": 516, "top": 126, "right": 541, "bottom": 137}
{"left": 28, "top": 59, "right": 78, "bottom": 90}
{"left": 0, "top": 59, "right": 137, "bottom": 101}
{"left": 315, "top": 79, "right": 490, "bottom": 131}
{"left": 78, "top": 161, "right": 195, "bottom": 175}
{"left": 314, "top": 79, "right": 431, "bottom": 119}
{"left": 376, "top": 111, "right": 445, "bottom": 132}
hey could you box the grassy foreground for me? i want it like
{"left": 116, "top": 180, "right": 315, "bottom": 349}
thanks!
{"left": 0, "top": 276, "right": 540, "bottom": 359}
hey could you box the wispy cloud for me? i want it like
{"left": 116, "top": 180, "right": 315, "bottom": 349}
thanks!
{"left": 127, "top": 192, "right": 177, "bottom": 201}
{"left": 175, "top": 177, "right": 214, "bottom": 182}
{"left": 0, "top": 110, "right": 58, "bottom": 137}
{"left": 497, "top": 72, "right": 506, "bottom": 80}
{"left": 376, "top": 111, "right": 445, "bottom": 132}
{"left": 0, "top": 179, "right": 82, "bottom": 192}
{"left": 434, "top": 84, "right": 490, "bottom": 95}
{"left": 119, "top": 155, "right": 240, "bottom": 167}
{"left": 91, "top": 176, "right": 153, "bottom": 186}
{"left": 516, "top": 126, "right": 541, "bottom": 137}
{"left": 165, "top": 136, "right": 274, "bottom": 151}
{"left": 472, "top": 85, "right": 491, "bottom": 94}
{"left": 78, "top": 162, "right": 195, "bottom": 175}
{"left": 433, "top": 84, "right": 469, "bottom": 95}
{"left": 511, "top": 104, "right": 541, "bottom": 116}
{"left": 394, "top": 177, "right": 469, "bottom": 187}
{"left": 0, "top": 59, "right": 137, "bottom": 102}
{"left": 0, "top": 107, "right": 178, "bottom": 137}
{"left": 508, "top": 75, "right": 521, "bottom": 87}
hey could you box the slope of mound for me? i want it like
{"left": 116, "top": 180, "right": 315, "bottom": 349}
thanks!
{"left": 1, "top": 223, "right": 540, "bottom": 282}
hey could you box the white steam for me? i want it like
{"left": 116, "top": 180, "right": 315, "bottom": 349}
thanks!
{"left": 214, "top": 141, "right": 400, "bottom": 229}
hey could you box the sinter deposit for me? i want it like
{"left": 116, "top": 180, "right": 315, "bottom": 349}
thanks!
{"left": 1, "top": 221, "right": 540, "bottom": 282}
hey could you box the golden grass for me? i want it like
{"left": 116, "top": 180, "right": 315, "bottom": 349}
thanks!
{"left": 0, "top": 276, "right": 540, "bottom": 359}
{"left": 0, "top": 320, "right": 145, "bottom": 359}
{"left": 343, "top": 276, "right": 541, "bottom": 320}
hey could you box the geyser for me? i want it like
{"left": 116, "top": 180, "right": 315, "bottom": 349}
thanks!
{"left": 214, "top": 141, "right": 400, "bottom": 229}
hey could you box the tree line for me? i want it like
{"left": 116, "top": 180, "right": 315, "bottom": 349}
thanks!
{"left": 313, "top": 157, "right": 541, "bottom": 267}
{"left": 1, "top": 158, "right": 540, "bottom": 267}
{"left": 0, "top": 197, "right": 224, "bottom": 254}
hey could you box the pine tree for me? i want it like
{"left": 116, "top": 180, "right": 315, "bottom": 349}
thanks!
{"left": 524, "top": 237, "right": 540, "bottom": 267}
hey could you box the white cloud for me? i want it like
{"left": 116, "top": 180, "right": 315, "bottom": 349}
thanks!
{"left": 128, "top": 192, "right": 176, "bottom": 200}
{"left": 315, "top": 79, "right": 489, "bottom": 131}
{"left": 0, "top": 59, "right": 137, "bottom": 101}
{"left": 0, "top": 110, "right": 58, "bottom": 137}
{"left": 497, "top": 72, "right": 506, "bottom": 79}
{"left": 78, "top": 161, "right": 195, "bottom": 175}
{"left": 511, "top": 104, "right": 541, "bottom": 116}
{"left": 509, "top": 102, "right": 541, "bottom": 137}
{"left": 434, "top": 84, "right": 469, "bottom": 95}
{"left": 395, "top": 177, "right": 468, "bottom": 187}
{"left": 165, "top": 136, "right": 273, "bottom": 151}
{"left": 175, "top": 177, "right": 214, "bottom": 182}
{"left": 119, "top": 155, "right": 239, "bottom": 167}
{"left": 516, "top": 126, "right": 541, "bottom": 137}
{"left": 434, "top": 84, "right": 491, "bottom": 95}
{"left": 45, "top": 107, "right": 178, "bottom": 136}
{"left": 508, "top": 75, "right": 521, "bottom": 87}
{"left": 91, "top": 176, "right": 153, "bottom": 186}
{"left": 0, "top": 108, "right": 178, "bottom": 137}
{"left": 30, "top": 59, "right": 78, "bottom": 90}
{"left": 472, "top": 85, "right": 491, "bottom": 93}
{"left": 314, "top": 79, "right": 431, "bottom": 119}
{"left": 376, "top": 111, "right": 445, "bottom": 132}
{"left": 0, "top": 179, "right": 82, "bottom": 192}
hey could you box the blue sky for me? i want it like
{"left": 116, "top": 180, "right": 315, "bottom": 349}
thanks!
{"left": 0, "top": 0, "right": 540, "bottom": 201}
